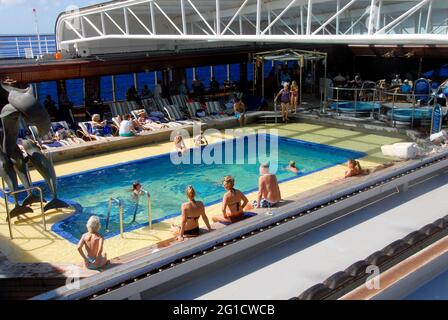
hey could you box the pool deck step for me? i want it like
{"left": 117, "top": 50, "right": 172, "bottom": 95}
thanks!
{"left": 109, "top": 222, "right": 231, "bottom": 266}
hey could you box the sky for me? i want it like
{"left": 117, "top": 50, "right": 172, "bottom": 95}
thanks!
{"left": 0, "top": 0, "right": 99, "bottom": 35}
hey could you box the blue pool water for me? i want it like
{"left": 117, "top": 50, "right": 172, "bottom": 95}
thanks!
{"left": 387, "top": 107, "right": 441, "bottom": 122}
{"left": 22, "top": 134, "right": 366, "bottom": 243}
{"left": 331, "top": 102, "right": 382, "bottom": 113}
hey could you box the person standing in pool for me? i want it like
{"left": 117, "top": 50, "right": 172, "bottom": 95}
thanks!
{"left": 255, "top": 163, "right": 282, "bottom": 208}
{"left": 77, "top": 216, "right": 109, "bottom": 270}
{"left": 234, "top": 98, "right": 246, "bottom": 127}
{"left": 171, "top": 186, "right": 213, "bottom": 241}
{"left": 212, "top": 176, "right": 249, "bottom": 224}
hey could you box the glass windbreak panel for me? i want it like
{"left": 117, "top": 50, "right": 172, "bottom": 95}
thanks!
{"left": 115, "top": 74, "right": 134, "bottom": 101}
{"left": 36, "top": 81, "right": 57, "bottom": 105}
{"left": 196, "top": 66, "right": 211, "bottom": 86}
{"left": 100, "top": 76, "right": 113, "bottom": 102}
{"left": 230, "top": 64, "right": 240, "bottom": 81}
{"left": 66, "top": 79, "right": 84, "bottom": 107}
{"left": 213, "top": 65, "right": 227, "bottom": 87}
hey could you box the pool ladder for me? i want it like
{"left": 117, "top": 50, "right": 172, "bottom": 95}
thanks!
{"left": 1, "top": 179, "right": 46, "bottom": 240}
{"left": 105, "top": 197, "right": 124, "bottom": 238}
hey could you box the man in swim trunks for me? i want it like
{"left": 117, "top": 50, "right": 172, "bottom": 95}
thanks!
{"left": 234, "top": 98, "right": 246, "bottom": 127}
{"left": 255, "top": 163, "right": 282, "bottom": 208}
{"left": 77, "top": 216, "right": 108, "bottom": 270}
{"left": 212, "top": 176, "right": 249, "bottom": 224}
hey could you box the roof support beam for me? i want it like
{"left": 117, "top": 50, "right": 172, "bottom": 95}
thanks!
{"left": 216, "top": 0, "right": 221, "bottom": 34}
{"left": 376, "top": 0, "right": 431, "bottom": 34}
{"left": 64, "top": 20, "right": 85, "bottom": 39}
{"left": 256, "top": 0, "right": 262, "bottom": 35}
{"left": 306, "top": 0, "right": 312, "bottom": 35}
{"left": 187, "top": 0, "right": 216, "bottom": 35}
{"left": 104, "top": 12, "right": 126, "bottom": 35}
{"left": 262, "top": 0, "right": 297, "bottom": 35}
{"left": 153, "top": 1, "right": 183, "bottom": 35}
{"left": 425, "top": 0, "right": 433, "bottom": 33}
{"left": 367, "top": 0, "right": 377, "bottom": 34}
{"left": 312, "top": 0, "right": 358, "bottom": 35}
{"left": 180, "top": 0, "right": 187, "bottom": 34}
{"left": 83, "top": 16, "right": 104, "bottom": 36}
{"left": 221, "top": 0, "right": 250, "bottom": 36}
{"left": 127, "top": 8, "right": 153, "bottom": 35}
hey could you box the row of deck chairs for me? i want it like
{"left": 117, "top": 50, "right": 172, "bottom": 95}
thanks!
{"left": 28, "top": 121, "right": 86, "bottom": 149}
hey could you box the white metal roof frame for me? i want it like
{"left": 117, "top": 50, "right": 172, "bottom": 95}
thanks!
{"left": 55, "top": 0, "right": 448, "bottom": 57}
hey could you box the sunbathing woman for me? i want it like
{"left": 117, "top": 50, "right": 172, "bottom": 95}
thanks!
{"left": 171, "top": 186, "right": 213, "bottom": 240}
{"left": 344, "top": 159, "right": 394, "bottom": 179}
{"left": 91, "top": 114, "right": 108, "bottom": 136}
{"left": 137, "top": 110, "right": 169, "bottom": 130}
{"left": 77, "top": 216, "right": 109, "bottom": 270}
{"left": 345, "top": 159, "right": 369, "bottom": 178}
{"left": 212, "top": 176, "right": 249, "bottom": 224}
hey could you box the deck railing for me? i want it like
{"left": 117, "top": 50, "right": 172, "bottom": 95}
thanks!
{"left": 0, "top": 35, "right": 56, "bottom": 59}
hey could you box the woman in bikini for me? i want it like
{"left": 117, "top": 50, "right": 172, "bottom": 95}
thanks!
{"left": 171, "top": 186, "right": 213, "bottom": 240}
{"left": 344, "top": 159, "right": 368, "bottom": 178}
{"left": 291, "top": 80, "right": 299, "bottom": 113}
{"left": 212, "top": 176, "right": 249, "bottom": 224}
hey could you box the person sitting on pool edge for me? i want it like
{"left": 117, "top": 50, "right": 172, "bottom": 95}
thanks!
{"left": 174, "top": 135, "right": 187, "bottom": 156}
{"left": 77, "top": 216, "right": 109, "bottom": 270}
{"left": 286, "top": 161, "right": 300, "bottom": 174}
{"left": 254, "top": 163, "right": 282, "bottom": 209}
{"left": 119, "top": 114, "right": 138, "bottom": 137}
{"left": 194, "top": 130, "right": 209, "bottom": 147}
{"left": 212, "top": 176, "right": 249, "bottom": 224}
{"left": 171, "top": 186, "right": 213, "bottom": 241}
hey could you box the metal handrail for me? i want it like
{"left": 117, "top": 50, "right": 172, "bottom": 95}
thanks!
{"left": 1, "top": 179, "right": 46, "bottom": 240}
{"left": 105, "top": 197, "right": 124, "bottom": 238}
{"left": 132, "top": 189, "right": 153, "bottom": 230}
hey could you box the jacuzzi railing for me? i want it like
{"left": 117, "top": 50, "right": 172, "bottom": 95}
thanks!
{"left": 328, "top": 86, "right": 441, "bottom": 129}
{"left": 382, "top": 91, "right": 438, "bottom": 129}
{"left": 329, "top": 86, "right": 380, "bottom": 118}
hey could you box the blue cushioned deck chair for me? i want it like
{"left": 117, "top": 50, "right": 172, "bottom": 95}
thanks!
{"left": 414, "top": 78, "right": 431, "bottom": 104}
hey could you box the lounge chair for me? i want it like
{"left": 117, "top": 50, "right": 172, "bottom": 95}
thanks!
{"left": 154, "top": 97, "right": 171, "bottom": 111}
{"left": 171, "top": 94, "right": 188, "bottom": 110}
{"left": 51, "top": 121, "right": 86, "bottom": 145}
{"left": 77, "top": 122, "right": 114, "bottom": 141}
{"left": 164, "top": 105, "right": 195, "bottom": 125}
{"left": 28, "top": 126, "right": 69, "bottom": 149}
{"left": 206, "top": 101, "right": 230, "bottom": 118}
{"left": 414, "top": 78, "right": 431, "bottom": 104}
{"left": 186, "top": 102, "right": 214, "bottom": 122}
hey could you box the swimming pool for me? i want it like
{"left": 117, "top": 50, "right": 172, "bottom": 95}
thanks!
{"left": 14, "top": 134, "right": 365, "bottom": 243}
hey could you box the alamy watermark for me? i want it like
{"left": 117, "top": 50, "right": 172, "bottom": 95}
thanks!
{"left": 170, "top": 126, "right": 280, "bottom": 172}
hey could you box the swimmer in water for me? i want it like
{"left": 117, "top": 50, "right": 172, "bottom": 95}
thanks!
{"left": 286, "top": 161, "right": 300, "bottom": 174}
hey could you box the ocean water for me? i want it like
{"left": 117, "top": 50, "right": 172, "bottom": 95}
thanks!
{"left": 45, "top": 134, "right": 366, "bottom": 243}
{"left": 1, "top": 35, "right": 284, "bottom": 107}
